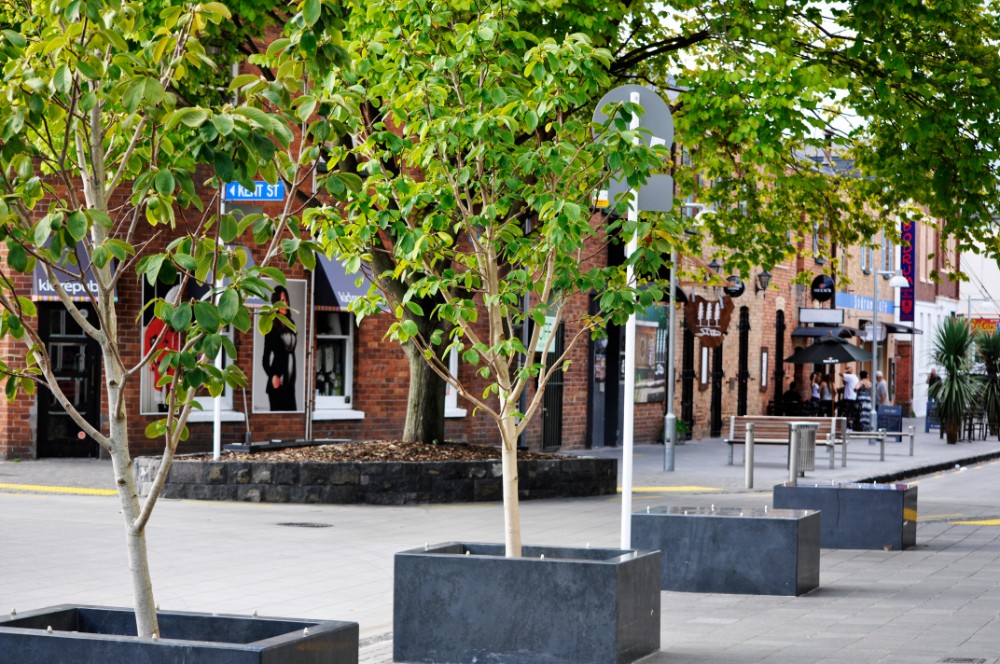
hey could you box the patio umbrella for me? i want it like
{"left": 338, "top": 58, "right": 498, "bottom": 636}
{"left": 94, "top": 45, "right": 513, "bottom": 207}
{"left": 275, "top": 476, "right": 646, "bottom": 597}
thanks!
{"left": 784, "top": 337, "right": 871, "bottom": 365}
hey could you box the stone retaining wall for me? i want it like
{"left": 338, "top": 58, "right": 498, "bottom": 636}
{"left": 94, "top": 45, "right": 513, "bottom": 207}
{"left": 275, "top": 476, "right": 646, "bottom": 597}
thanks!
{"left": 135, "top": 456, "right": 617, "bottom": 505}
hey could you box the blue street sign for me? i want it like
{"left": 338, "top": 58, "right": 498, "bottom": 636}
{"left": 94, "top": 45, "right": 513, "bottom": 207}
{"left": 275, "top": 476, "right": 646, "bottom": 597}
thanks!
{"left": 223, "top": 181, "right": 286, "bottom": 202}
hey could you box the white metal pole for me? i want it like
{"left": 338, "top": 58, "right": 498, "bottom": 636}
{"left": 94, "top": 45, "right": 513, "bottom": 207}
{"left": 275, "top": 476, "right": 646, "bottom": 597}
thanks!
{"left": 213, "top": 202, "right": 225, "bottom": 461}
{"left": 663, "top": 249, "right": 676, "bottom": 471}
{"left": 871, "top": 254, "right": 879, "bottom": 434}
{"left": 620, "top": 91, "right": 641, "bottom": 550}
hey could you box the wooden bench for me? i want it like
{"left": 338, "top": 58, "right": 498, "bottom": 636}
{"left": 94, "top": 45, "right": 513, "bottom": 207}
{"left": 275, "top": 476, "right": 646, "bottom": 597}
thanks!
{"left": 724, "top": 416, "right": 849, "bottom": 470}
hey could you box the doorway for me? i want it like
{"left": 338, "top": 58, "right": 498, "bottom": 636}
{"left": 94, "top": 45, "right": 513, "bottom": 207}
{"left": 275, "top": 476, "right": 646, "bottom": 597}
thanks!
{"left": 37, "top": 304, "right": 101, "bottom": 458}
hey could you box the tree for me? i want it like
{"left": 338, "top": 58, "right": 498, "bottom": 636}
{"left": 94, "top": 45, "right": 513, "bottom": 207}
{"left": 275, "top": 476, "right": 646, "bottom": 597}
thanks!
{"left": 0, "top": 0, "right": 343, "bottom": 637}
{"left": 274, "top": 0, "right": 1000, "bottom": 442}
{"left": 929, "top": 318, "right": 977, "bottom": 444}
{"left": 302, "top": 0, "right": 669, "bottom": 556}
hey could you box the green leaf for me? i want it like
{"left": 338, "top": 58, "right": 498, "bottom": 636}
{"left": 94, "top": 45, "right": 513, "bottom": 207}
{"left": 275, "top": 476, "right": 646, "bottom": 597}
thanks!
{"left": 303, "top": 0, "right": 321, "bottom": 26}
{"left": 154, "top": 170, "right": 175, "bottom": 196}
{"left": 218, "top": 289, "right": 239, "bottom": 322}
{"left": 7, "top": 243, "right": 26, "bottom": 272}
{"left": 169, "top": 303, "right": 192, "bottom": 331}
{"left": 401, "top": 319, "right": 419, "bottom": 337}
{"left": 211, "top": 114, "right": 234, "bottom": 136}
{"left": 194, "top": 301, "right": 221, "bottom": 333}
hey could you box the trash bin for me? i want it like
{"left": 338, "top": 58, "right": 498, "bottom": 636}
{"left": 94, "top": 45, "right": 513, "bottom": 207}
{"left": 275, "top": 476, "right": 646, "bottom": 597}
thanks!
{"left": 791, "top": 422, "right": 817, "bottom": 475}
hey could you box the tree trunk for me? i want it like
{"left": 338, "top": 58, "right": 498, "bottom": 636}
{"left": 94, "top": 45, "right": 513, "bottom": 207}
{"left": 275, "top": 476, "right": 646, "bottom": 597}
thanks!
{"left": 499, "top": 416, "right": 522, "bottom": 557}
{"left": 946, "top": 419, "right": 959, "bottom": 444}
{"left": 109, "top": 443, "right": 159, "bottom": 637}
{"left": 104, "top": 333, "right": 159, "bottom": 637}
{"left": 402, "top": 341, "right": 447, "bottom": 443}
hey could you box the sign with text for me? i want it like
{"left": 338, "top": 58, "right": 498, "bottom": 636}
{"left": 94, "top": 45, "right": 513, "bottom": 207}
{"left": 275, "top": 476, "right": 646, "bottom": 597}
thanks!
{"left": 899, "top": 220, "right": 915, "bottom": 322}
{"left": 683, "top": 295, "right": 734, "bottom": 348}
{"left": 224, "top": 181, "right": 286, "bottom": 202}
{"left": 971, "top": 318, "right": 1000, "bottom": 335}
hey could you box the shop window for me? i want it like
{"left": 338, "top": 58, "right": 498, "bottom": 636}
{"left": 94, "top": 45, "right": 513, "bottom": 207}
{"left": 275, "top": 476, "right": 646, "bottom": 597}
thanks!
{"left": 445, "top": 351, "right": 467, "bottom": 418}
{"left": 140, "top": 281, "right": 237, "bottom": 418}
{"left": 314, "top": 311, "right": 354, "bottom": 410}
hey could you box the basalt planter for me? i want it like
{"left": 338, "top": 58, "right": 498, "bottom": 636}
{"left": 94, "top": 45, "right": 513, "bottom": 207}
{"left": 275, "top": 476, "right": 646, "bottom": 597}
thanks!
{"left": 135, "top": 455, "right": 616, "bottom": 505}
{"left": 0, "top": 605, "right": 358, "bottom": 664}
{"left": 773, "top": 481, "right": 918, "bottom": 550}
{"left": 393, "top": 542, "right": 661, "bottom": 664}
{"left": 632, "top": 506, "right": 820, "bottom": 596}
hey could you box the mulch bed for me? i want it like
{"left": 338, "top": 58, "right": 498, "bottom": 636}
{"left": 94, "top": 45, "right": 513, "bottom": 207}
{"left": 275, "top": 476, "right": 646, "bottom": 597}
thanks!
{"left": 188, "top": 440, "right": 563, "bottom": 463}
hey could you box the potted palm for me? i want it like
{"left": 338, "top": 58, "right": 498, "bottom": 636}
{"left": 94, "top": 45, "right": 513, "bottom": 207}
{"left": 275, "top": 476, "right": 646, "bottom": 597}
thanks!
{"left": 975, "top": 330, "right": 1000, "bottom": 438}
{"left": 928, "top": 318, "right": 978, "bottom": 444}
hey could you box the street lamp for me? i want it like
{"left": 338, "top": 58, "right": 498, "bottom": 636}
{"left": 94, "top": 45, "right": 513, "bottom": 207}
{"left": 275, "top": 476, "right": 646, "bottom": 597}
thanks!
{"left": 871, "top": 267, "right": 910, "bottom": 432}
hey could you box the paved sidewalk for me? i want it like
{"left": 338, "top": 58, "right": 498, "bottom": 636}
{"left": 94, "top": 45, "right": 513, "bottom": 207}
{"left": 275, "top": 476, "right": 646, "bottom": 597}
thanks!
{"left": 3, "top": 418, "right": 1000, "bottom": 663}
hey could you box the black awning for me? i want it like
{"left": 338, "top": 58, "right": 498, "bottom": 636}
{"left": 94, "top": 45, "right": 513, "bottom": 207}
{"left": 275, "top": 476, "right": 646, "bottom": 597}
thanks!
{"left": 859, "top": 319, "right": 923, "bottom": 335}
{"left": 791, "top": 325, "right": 858, "bottom": 338}
{"left": 315, "top": 255, "right": 370, "bottom": 312}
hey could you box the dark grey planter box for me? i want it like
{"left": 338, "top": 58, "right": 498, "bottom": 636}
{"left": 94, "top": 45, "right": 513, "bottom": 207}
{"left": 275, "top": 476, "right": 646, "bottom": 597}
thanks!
{"left": 393, "top": 542, "right": 661, "bottom": 664}
{"left": 0, "top": 605, "right": 358, "bottom": 663}
{"left": 632, "top": 506, "right": 820, "bottom": 596}
{"left": 773, "top": 481, "right": 918, "bottom": 550}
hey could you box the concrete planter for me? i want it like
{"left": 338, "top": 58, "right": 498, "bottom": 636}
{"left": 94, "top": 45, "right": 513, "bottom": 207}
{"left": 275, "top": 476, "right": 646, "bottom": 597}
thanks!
{"left": 632, "top": 506, "right": 820, "bottom": 596}
{"left": 393, "top": 542, "right": 661, "bottom": 664}
{"left": 135, "top": 456, "right": 616, "bottom": 505}
{"left": 773, "top": 481, "right": 918, "bottom": 550}
{"left": 0, "top": 605, "right": 358, "bottom": 664}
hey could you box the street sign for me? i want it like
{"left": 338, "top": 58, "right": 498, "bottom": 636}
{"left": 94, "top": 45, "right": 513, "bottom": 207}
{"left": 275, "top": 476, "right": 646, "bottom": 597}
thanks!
{"left": 592, "top": 85, "right": 674, "bottom": 213}
{"left": 223, "top": 181, "right": 286, "bottom": 202}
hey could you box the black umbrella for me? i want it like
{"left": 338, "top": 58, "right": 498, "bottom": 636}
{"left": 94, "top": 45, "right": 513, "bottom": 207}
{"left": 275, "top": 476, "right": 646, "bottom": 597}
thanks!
{"left": 784, "top": 337, "right": 871, "bottom": 365}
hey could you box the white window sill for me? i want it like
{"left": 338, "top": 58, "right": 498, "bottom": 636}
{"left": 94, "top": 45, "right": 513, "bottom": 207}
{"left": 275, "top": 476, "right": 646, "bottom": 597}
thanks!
{"left": 312, "top": 409, "right": 366, "bottom": 421}
{"left": 184, "top": 410, "right": 246, "bottom": 423}
{"left": 445, "top": 408, "right": 467, "bottom": 419}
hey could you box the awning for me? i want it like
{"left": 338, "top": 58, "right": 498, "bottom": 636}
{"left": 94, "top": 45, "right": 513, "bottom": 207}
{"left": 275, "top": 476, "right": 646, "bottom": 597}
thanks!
{"left": 791, "top": 325, "right": 858, "bottom": 339}
{"left": 31, "top": 242, "right": 115, "bottom": 302}
{"left": 859, "top": 319, "right": 923, "bottom": 335}
{"left": 315, "top": 255, "right": 371, "bottom": 312}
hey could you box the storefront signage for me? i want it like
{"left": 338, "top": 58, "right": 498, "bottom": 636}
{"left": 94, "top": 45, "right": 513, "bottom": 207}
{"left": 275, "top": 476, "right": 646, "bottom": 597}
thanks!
{"left": 683, "top": 295, "right": 734, "bottom": 348}
{"left": 835, "top": 291, "right": 894, "bottom": 315}
{"left": 224, "top": 181, "right": 286, "bottom": 202}
{"left": 971, "top": 318, "right": 1000, "bottom": 335}
{"left": 810, "top": 274, "right": 835, "bottom": 302}
{"left": 899, "top": 220, "right": 915, "bottom": 322}
{"left": 722, "top": 276, "right": 745, "bottom": 298}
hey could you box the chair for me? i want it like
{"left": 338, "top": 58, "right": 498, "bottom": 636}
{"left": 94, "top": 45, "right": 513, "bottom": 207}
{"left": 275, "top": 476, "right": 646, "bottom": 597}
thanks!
{"left": 964, "top": 407, "right": 988, "bottom": 441}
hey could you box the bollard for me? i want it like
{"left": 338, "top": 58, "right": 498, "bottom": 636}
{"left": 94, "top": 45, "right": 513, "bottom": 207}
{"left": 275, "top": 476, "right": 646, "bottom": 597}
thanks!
{"left": 788, "top": 424, "right": 800, "bottom": 484}
{"left": 879, "top": 428, "right": 886, "bottom": 461}
{"left": 744, "top": 423, "right": 755, "bottom": 489}
{"left": 908, "top": 425, "right": 915, "bottom": 456}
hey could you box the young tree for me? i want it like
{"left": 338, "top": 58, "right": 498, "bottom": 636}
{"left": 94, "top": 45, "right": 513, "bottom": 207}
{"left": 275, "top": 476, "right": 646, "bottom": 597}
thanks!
{"left": 0, "top": 0, "right": 343, "bottom": 637}
{"left": 302, "top": 0, "right": 671, "bottom": 556}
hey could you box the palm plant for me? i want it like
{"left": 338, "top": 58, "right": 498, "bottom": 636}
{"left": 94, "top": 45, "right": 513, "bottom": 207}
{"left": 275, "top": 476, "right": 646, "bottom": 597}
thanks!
{"left": 928, "top": 318, "right": 978, "bottom": 444}
{"left": 975, "top": 330, "right": 1000, "bottom": 438}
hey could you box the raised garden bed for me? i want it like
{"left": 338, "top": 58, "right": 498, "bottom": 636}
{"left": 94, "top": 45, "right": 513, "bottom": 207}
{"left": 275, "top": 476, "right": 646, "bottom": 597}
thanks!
{"left": 393, "top": 542, "right": 660, "bottom": 664}
{"left": 0, "top": 605, "right": 358, "bottom": 664}
{"left": 135, "top": 441, "right": 616, "bottom": 505}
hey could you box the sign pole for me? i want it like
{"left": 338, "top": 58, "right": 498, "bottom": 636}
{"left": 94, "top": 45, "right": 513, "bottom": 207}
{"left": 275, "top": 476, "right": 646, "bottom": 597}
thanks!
{"left": 664, "top": 249, "right": 676, "bottom": 471}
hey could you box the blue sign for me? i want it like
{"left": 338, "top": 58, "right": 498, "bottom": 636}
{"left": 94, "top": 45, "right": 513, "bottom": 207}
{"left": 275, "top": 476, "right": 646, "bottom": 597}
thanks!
{"left": 224, "top": 181, "right": 285, "bottom": 202}
{"left": 835, "top": 291, "right": 894, "bottom": 315}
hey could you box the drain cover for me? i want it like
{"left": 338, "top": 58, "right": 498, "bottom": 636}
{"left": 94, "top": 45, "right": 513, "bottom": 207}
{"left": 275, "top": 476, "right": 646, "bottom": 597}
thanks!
{"left": 277, "top": 522, "right": 333, "bottom": 528}
{"left": 938, "top": 658, "right": 990, "bottom": 664}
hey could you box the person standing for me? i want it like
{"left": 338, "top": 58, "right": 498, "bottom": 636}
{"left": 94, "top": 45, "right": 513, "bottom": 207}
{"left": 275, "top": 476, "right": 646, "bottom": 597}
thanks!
{"left": 875, "top": 371, "right": 889, "bottom": 407}
{"left": 262, "top": 285, "right": 298, "bottom": 411}
{"left": 856, "top": 370, "right": 873, "bottom": 432}
{"left": 840, "top": 366, "right": 859, "bottom": 428}
{"left": 820, "top": 374, "right": 834, "bottom": 416}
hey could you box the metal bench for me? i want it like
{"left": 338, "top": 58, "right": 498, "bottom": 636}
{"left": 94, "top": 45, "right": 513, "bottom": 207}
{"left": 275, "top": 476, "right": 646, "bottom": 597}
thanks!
{"left": 724, "top": 415, "right": 849, "bottom": 469}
